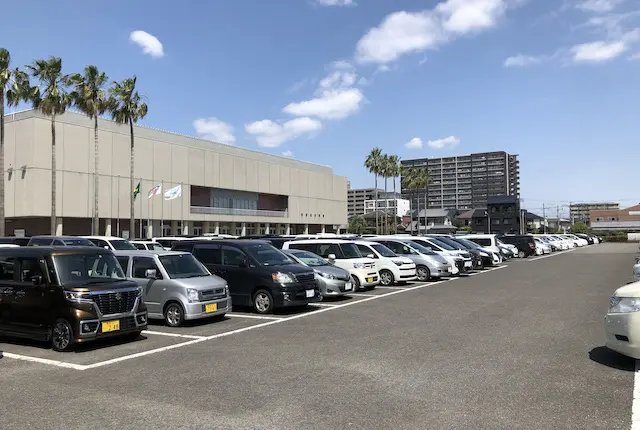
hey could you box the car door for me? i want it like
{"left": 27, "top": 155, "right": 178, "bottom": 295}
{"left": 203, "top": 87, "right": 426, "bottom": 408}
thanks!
{"left": 0, "top": 255, "right": 18, "bottom": 328}
{"left": 10, "top": 257, "right": 52, "bottom": 334}
{"left": 219, "top": 245, "right": 252, "bottom": 306}
{"left": 192, "top": 243, "right": 222, "bottom": 274}
{"left": 131, "top": 256, "right": 164, "bottom": 316}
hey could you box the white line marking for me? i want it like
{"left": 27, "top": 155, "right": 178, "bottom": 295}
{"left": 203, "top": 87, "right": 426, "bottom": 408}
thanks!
{"left": 632, "top": 359, "right": 640, "bottom": 430}
{"left": 310, "top": 303, "right": 338, "bottom": 307}
{"left": 226, "top": 313, "right": 281, "bottom": 320}
{"left": 1, "top": 352, "right": 87, "bottom": 370}
{"left": 528, "top": 249, "right": 576, "bottom": 262}
{"left": 348, "top": 293, "right": 378, "bottom": 297}
{"left": 375, "top": 286, "right": 408, "bottom": 290}
{"left": 143, "top": 330, "right": 205, "bottom": 340}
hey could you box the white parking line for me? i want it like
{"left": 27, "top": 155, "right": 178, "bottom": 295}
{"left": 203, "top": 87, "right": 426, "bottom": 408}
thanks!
{"left": 528, "top": 249, "right": 576, "bottom": 262}
{"left": 310, "top": 303, "right": 338, "bottom": 307}
{"left": 348, "top": 293, "right": 378, "bottom": 297}
{"left": 1, "top": 352, "right": 87, "bottom": 371}
{"left": 143, "top": 330, "right": 206, "bottom": 340}
{"left": 375, "top": 286, "right": 408, "bottom": 290}
{"left": 226, "top": 313, "right": 281, "bottom": 320}
{"left": 632, "top": 360, "right": 640, "bottom": 429}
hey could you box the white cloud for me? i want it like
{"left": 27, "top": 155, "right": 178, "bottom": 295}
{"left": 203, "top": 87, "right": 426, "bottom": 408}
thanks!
{"left": 193, "top": 117, "right": 235, "bottom": 145}
{"left": 405, "top": 135, "right": 460, "bottom": 149}
{"left": 418, "top": 56, "right": 428, "bottom": 65}
{"left": 282, "top": 150, "right": 294, "bottom": 157}
{"left": 316, "top": 0, "right": 356, "bottom": 6}
{"left": 129, "top": 31, "right": 164, "bottom": 58}
{"left": 503, "top": 54, "right": 547, "bottom": 67}
{"left": 631, "top": 52, "right": 640, "bottom": 60}
{"left": 576, "top": 0, "right": 625, "bottom": 13}
{"left": 245, "top": 117, "right": 322, "bottom": 148}
{"left": 571, "top": 40, "right": 627, "bottom": 61}
{"left": 355, "top": 0, "right": 512, "bottom": 64}
{"left": 283, "top": 88, "right": 365, "bottom": 120}
{"left": 316, "top": 70, "right": 357, "bottom": 95}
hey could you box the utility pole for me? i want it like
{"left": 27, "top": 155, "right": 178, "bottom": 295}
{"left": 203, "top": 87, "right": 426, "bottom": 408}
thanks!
{"left": 542, "top": 203, "right": 546, "bottom": 234}
{"left": 556, "top": 205, "right": 560, "bottom": 232}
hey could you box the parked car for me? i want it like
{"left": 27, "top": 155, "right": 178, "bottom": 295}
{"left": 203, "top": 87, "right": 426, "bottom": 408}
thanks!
{"left": 282, "top": 239, "right": 379, "bottom": 290}
{"left": 634, "top": 257, "right": 640, "bottom": 282}
{"left": 365, "top": 237, "right": 452, "bottom": 281}
{"left": 83, "top": 236, "right": 137, "bottom": 251}
{"left": 0, "top": 237, "right": 31, "bottom": 246}
{"left": 0, "top": 247, "right": 147, "bottom": 351}
{"left": 534, "top": 238, "right": 552, "bottom": 255}
{"left": 537, "top": 236, "right": 560, "bottom": 251}
{"left": 352, "top": 240, "right": 417, "bottom": 286}
{"left": 114, "top": 250, "right": 230, "bottom": 326}
{"left": 282, "top": 249, "right": 353, "bottom": 297}
{"left": 172, "top": 240, "right": 320, "bottom": 313}
{"left": 409, "top": 237, "right": 470, "bottom": 275}
{"left": 237, "top": 235, "right": 296, "bottom": 249}
{"left": 152, "top": 237, "right": 194, "bottom": 250}
{"left": 547, "top": 235, "right": 572, "bottom": 250}
{"left": 498, "top": 235, "right": 537, "bottom": 258}
{"left": 605, "top": 280, "right": 640, "bottom": 359}
{"left": 130, "top": 240, "right": 166, "bottom": 251}
{"left": 575, "top": 233, "right": 594, "bottom": 245}
{"left": 498, "top": 244, "right": 515, "bottom": 259}
{"left": 459, "top": 234, "right": 504, "bottom": 260}
{"left": 563, "top": 234, "right": 588, "bottom": 247}
{"left": 27, "top": 236, "right": 97, "bottom": 247}
{"left": 449, "top": 237, "right": 501, "bottom": 267}
{"left": 496, "top": 238, "right": 519, "bottom": 257}
{"left": 427, "top": 235, "right": 485, "bottom": 269}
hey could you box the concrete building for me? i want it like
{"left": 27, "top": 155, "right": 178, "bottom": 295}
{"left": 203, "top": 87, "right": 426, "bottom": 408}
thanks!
{"left": 347, "top": 187, "right": 382, "bottom": 217}
{"left": 590, "top": 204, "right": 640, "bottom": 231}
{"left": 401, "top": 151, "right": 520, "bottom": 210}
{"left": 487, "top": 195, "right": 521, "bottom": 235}
{"left": 3, "top": 110, "right": 348, "bottom": 237}
{"left": 570, "top": 202, "right": 619, "bottom": 225}
{"left": 364, "top": 198, "right": 410, "bottom": 218}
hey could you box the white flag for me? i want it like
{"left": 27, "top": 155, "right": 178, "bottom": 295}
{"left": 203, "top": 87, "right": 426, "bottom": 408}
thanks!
{"left": 164, "top": 184, "right": 182, "bottom": 201}
{"left": 147, "top": 184, "right": 162, "bottom": 199}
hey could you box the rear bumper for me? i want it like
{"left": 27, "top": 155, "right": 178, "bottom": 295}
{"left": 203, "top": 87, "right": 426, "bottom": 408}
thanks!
{"left": 605, "top": 312, "right": 640, "bottom": 359}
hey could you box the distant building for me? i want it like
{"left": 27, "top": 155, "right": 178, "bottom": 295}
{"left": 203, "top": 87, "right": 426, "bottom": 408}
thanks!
{"left": 570, "top": 202, "right": 619, "bottom": 225}
{"left": 347, "top": 188, "right": 382, "bottom": 217}
{"left": 401, "top": 151, "right": 520, "bottom": 211}
{"left": 590, "top": 204, "right": 640, "bottom": 231}
{"left": 487, "top": 195, "right": 521, "bottom": 235}
{"left": 405, "top": 208, "right": 459, "bottom": 234}
{"left": 456, "top": 208, "right": 489, "bottom": 233}
{"left": 364, "top": 198, "right": 410, "bottom": 218}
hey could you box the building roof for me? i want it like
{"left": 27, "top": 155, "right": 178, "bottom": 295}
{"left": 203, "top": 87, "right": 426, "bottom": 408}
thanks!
{"left": 525, "top": 211, "right": 543, "bottom": 221}
{"left": 417, "top": 208, "right": 454, "bottom": 218}
{"left": 456, "top": 210, "right": 475, "bottom": 220}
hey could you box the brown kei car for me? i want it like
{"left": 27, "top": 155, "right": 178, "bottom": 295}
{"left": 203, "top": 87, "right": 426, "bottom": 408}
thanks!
{"left": 0, "top": 247, "right": 147, "bottom": 351}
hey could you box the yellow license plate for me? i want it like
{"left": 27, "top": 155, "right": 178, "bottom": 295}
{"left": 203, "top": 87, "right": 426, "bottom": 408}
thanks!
{"left": 102, "top": 320, "right": 120, "bottom": 333}
{"left": 366, "top": 277, "right": 374, "bottom": 283}
{"left": 205, "top": 303, "right": 218, "bottom": 313}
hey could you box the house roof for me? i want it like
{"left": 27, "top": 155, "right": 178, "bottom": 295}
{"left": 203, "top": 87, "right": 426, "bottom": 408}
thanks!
{"left": 417, "top": 208, "right": 454, "bottom": 218}
{"left": 525, "top": 211, "right": 543, "bottom": 221}
{"left": 456, "top": 209, "right": 475, "bottom": 220}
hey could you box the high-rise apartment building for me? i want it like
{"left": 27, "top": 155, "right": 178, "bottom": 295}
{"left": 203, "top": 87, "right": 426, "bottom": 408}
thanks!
{"left": 570, "top": 202, "right": 619, "bottom": 224}
{"left": 401, "top": 151, "right": 520, "bottom": 210}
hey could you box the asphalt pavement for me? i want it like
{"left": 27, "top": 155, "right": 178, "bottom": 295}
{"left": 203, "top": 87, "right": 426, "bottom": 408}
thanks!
{"left": 0, "top": 243, "right": 637, "bottom": 429}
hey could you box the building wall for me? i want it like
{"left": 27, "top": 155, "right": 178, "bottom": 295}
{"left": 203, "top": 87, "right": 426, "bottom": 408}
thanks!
{"left": 4, "top": 110, "right": 348, "bottom": 228}
{"left": 590, "top": 205, "right": 640, "bottom": 224}
{"left": 571, "top": 202, "right": 619, "bottom": 224}
{"left": 347, "top": 188, "right": 381, "bottom": 217}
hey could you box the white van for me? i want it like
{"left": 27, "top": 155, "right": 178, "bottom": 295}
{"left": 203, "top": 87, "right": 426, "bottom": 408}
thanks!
{"left": 83, "top": 236, "right": 137, "bottom": 251}
{"left": 459, "top": 234, "right": 502, "bottom": 255}
{"left": 352, "top": 240, "right": 416, "bottom": 286}
{"left": 282, "top": 239, "right": 379, "bottom": 290}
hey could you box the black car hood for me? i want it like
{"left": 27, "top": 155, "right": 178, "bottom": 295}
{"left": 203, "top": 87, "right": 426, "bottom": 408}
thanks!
{"left": 65, "top": 279, "right": 140, "bottom": 293}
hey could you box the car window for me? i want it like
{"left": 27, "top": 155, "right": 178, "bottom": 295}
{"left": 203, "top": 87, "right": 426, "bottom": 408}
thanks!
{"left": 53, "top": 253, "right": 126, "bottom": 285}
{"left": 469, "top": 238, "right": 492, "bottom": 247}
{"left": 194, "top": 245, "right": 221, "bottom": 264}
{"left": 357, "top": 244, "right": 375, "bottom": 258}
{"left": 155, "top": 239, "right": 174, "bottom": 249}
{"left": 110, "top": 240, "right": 137, "bottom": 250}
{"left": 0, "top": 256, "right": 16, "bottom": 281}
{"left": 371, "top": 244, "right": 397, "bottom": 257}
{"left": 244, "top": 243, "right": 294, "bottom": 266}
{"left": 132, "top": 256, "right": 162, "bottom": 279}
{"left": 316, "top": 243, "right": 342, "bottom": 258}
{"left": 29, "top": 238, "right": 53, "bottom": 246}
{"left": 53, "top": 240, "right": 65, "bottom": 246}
{"left": 116, "top": 256, "right": 130, "bottom": 273}
{"left": 151, "top": 243, "right": 165, "bottom": 251}
{"left": 288, "top": 243, "right": 319, "bottom": 254}
{"left": 339, "top": 243, "right": 361, "bottom": 259}
{"left": 412, "top": 239, "right": 437, "bottom": 251}
{"left": 89, "top": 238, "right": 109, "bottom": 248}
{"left": 61, "top": 238, "right": 95, "bottom": 247}
{"left": 19, "top": 258, "right": 44, "bottom": 283}
{"left": 133, "top": 243, "right": 146, "bottom": 250}
{"left": 159, "top": 254, "right": 209, "bottom": 279}
{"left": 171, "top": 242, "right": 192, "bottom": 252}
{"left": 221, "top": 246, "right": 247, "bottom": 267}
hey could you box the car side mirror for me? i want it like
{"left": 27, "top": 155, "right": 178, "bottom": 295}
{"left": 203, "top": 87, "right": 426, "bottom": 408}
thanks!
{"left": 104, "top": 246, "right": 110, "bottom": 250}
{"left": 239, "top": 259, "right": 249, "bottom": 268}
{"left": 327, "top": 254, "right": 336, "bottom": 262}
{"left": 32, "top": 275, "right": 43, "bottom": 286}
{"left": 367, "top": 254, "right": 375, "bottom": 259}
{"left": 145, "top": 269, "right": 157, "bottom": 279}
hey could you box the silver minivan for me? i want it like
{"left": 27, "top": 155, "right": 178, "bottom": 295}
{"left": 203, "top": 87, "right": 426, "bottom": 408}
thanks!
{"left": 365, "top": 238, "right": 452, "bottom": 281}
{"left": 114, "top": 250, "right": 231, "bottom": 327}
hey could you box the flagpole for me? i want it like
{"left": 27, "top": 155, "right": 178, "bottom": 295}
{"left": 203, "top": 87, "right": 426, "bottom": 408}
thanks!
{"left": 161, "top": 180, "right": 164, "bottom": 237}
{"left": 181, "top": 182, "right": 184, "bottom": 236}
{"left": 139, "top": 178, "right": 143, "bottom": 239}
{"left": 147, "top": 190, "right": 151, "bottom": 240}
{"left": 117, "top": 175, "right": 120, "bottom": 237}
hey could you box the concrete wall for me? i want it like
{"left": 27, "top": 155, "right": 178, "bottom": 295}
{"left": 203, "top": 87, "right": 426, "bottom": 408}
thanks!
{"left": 4, "top": 111, "right": 348, "bottom": 227}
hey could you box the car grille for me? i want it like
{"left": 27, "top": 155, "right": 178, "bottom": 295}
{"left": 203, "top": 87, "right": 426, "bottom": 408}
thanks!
{"left": 200, "top": 288, "right": 226, "bottom": 300}
{"left": 295, "top": 272, "right": 316, "bottom": 284}
{"left": 93, "top": 291, "right": 137, "bottom": 315}
{"left": 455, "top": 261, "right": 464, "bottom": 271}
{"left": 362, "top": 262, "right": 375, "bottom": 269}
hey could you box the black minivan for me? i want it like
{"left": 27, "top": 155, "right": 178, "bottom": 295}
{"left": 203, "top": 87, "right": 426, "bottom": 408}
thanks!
{"left": 172, "top": 240, "right": 320, "bottom": 314}
{"left": 498, "top": 235, "right": 536, "bottom": 258}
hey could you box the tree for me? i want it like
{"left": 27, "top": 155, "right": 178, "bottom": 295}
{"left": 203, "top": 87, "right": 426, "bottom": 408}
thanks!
{"left": 26, "top": 57, "right": 70, "bottom": 235}
{"left": 0, "top": 48, "right": 31, "bottom": 236}
{"left": 571, "top": 221, "right": 588, "bottom": 234}
{"left": 401, "top": 165, "right": 419, "bottom": 235}
{"left": 348, "top": 215, "right": 368, "bottom": 235}
{"left": 364, "top": 147, "right": 383, "bottom": 235}
{"left": 67, "top": 65, "right": 109, "bottom": 235}
{"left": 380, "top": 154, "right": 391, "bottom": 235}
{"left": 109, "top": 76, "right": 148, "bottom": 239}
{"left": 413, "top": 167, "right": 431, "bottom": 233}
{"left": 388, "top": 154, "right": 401, "bottom": 234}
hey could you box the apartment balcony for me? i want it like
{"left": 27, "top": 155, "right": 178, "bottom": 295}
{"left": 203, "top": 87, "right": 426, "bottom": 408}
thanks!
{"left": 191, "top": 206, "right": 289, "bottom": 218}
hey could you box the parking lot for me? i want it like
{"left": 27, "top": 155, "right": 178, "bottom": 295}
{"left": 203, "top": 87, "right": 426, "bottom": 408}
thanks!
{"left": 1, "top": 243, "right": 637, "bottom": 429}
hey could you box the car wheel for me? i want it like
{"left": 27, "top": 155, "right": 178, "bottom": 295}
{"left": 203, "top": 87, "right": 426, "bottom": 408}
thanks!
{"left": 351, "top": 275, "right": 361, "bottom": 291}
{"left": 164, "top": 302, "right": 185, "bottom": 327}
{"left": 518, "top": 250, "right": 526, "bottom": 258}
{"left": 51, "top": 318, "right": 75, "bottom": 352}
{"left": 416, "top": 265, "right": 430, "bottom": 281}
{"left": 253, "top": 289, "right": 274, "bottom": 314}
{"left": 379, "top": 269, "right": 394, "bottom": 286}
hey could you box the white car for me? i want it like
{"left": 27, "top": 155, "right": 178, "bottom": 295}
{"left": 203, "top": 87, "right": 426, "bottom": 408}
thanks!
{"left": 634, "top": 257, "right": 640, "bottom": 282}
{"left": 534, "top": 238, "right": 551, "bottom": 255}
{"left": 130, "top": 240, "right": 166, "bottom": 251}
{"left": 82, "top": 236, "right": 137, "bottom": 251}
{"left": 282, "top": 239, "right": 379, "bottom": 290}
{"left": 496, "top": 239, "right": 519, "bottom": 257}
{"left": 404, "top": 238, "right": 462, "bottom": 275}
{"left": 605, "top": 280, "right": 640, "bottom": 359}
{"left": 353, "top": 240, "right": 417, "bottom": 286}
{"left": 548, "top": 235, "right": 572, "bottom": 250}
{"left": 563, "top": 234, "right": 588, "bottom": 247}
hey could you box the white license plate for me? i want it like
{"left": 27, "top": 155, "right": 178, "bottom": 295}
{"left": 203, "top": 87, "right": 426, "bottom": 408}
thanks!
{"left": 464, "top": 261, "right": 472, "bottom": 267}
{"left": 305, "top": 289, "right": 315, "bottom": 298}
{"left": 448, "top": 267, "right": 453, "bottom": 272}
{"left": 344, "top": 282, "right": 352, "bottom": 291}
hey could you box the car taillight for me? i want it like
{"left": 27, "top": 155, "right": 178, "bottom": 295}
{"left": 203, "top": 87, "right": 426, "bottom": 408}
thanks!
{"left": 529, "top": 243, "right": 535, "bottom": 249}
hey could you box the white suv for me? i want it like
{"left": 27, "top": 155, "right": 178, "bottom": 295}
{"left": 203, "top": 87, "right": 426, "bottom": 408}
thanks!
{"left": 353, "top": 240, "right": 416, "bottom": 286}
{"left": 82, "top": 236, "right": 137, "bottom": 251}
{"left": 282, "top": 239, "right": 379, "bottom": 290}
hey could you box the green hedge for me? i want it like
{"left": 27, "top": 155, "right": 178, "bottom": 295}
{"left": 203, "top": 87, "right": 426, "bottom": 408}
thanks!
{"left": 599, "top": 236, "right": 629, "bottom": 242}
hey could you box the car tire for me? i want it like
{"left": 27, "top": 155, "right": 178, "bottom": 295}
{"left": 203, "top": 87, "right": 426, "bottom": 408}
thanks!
{"left": 518, "top": 250, "right": 526, "bottom": 258}
{"left": 51, "top": 318, "right": 75, "bottom": 352}
{"left": 253, "top": 289, "right": 274, "bottom": 314}
{"left": 416, "top": 265, "right": 430, "bottom": 281}
{"left": 351, "top": 275, "right": 361, "bottom": 291}
{"left": 164, "top": 302, "right": 185, "bottom": 327}
{"left": 379, "top": 269, "right": 394, "bottom": 286}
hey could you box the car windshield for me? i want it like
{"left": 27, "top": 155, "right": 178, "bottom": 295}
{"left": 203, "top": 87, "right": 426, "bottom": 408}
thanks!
{"left": 150, "top": 243, "right": 165, "bottom": 250}
{"left": 436, "top": 237, "right": 465, "bottom": 250}
{"left": 427, "top": 237, "right": 457, "bottom": 251}
{"left": 159, "top": 254, "right": 209, "bottom": 279}
{"left": 245, "top": 243, "right": 295, "bottom": 266}
{"left": 406, "top": 241, "right": 437, "bottom": 255}
{"left": 62, "top": 238, "right": 96, "bottom": 247}
{"left": 454, "top": 238, "right": 481, "bottom": 249}
{"left": 340, "top": 243, "right": 363, "bottom": 259}
{"left": 371, "top": 244, "right": 397, "bottom": 257}
{"left": 289, "top": 250, "right": 328, "bottom": 267}
{"left": 53, "top": 253, "right": 126, "bottom": 285}
{"left": 110, "top": 240, "right": 137, "bottom": 250}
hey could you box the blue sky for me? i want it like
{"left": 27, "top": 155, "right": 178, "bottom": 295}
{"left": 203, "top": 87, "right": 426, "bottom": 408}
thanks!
{"left": 2, "top": 0, "right": 640, "bottom": 215}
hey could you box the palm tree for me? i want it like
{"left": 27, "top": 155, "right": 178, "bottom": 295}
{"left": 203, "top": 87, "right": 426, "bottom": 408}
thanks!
{"left": 0, "top": 48, "right": 31, "bottom": 236}
{"left": 414, "top": 167, "right": 431, "bottom": 234}
{"left": 108, "top": 77, "right": 147, "bottom": 239}
{"left": 401, "top": 166, "right": 418, "bottom": 235}
{"left": 26, "top": 57, "right": 70, "bottom": 235}
{"left": 388, "top": 154, "right": 401, "bottom": 234}
{"left": 67, "top": 65, "right": 108, "bottom": 235}
{"left": 364, "top": 147, "right": 383, "bottom": 234}
{"left": 380, "top": 154, "right": 391, "bottom": 234}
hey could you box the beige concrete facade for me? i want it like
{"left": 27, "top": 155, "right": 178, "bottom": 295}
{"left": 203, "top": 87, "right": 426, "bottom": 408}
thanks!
{"left": 3, "top": 110, "right": 348, "bottom": 237}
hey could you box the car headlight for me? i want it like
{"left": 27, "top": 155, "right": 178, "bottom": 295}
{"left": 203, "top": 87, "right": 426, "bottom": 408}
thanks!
{"left": 319, "top": 272, "right": 336, "bottom": 280}
{"left": 353, "top": 262, "right": 365, "bottom": 269}
{"left": 136, "top": 286, "right": 143, "bottom": 298}
{"left": 186, "top": 288, "right": 199, "bottom": 303}
{"left": 64, "top": 291, "right": 91, "bottom": 303}
{"left": 392, "top": 260, "right": 403, "bottom": 266}
{"left": 271, "top": 272, "right": 295, "bottom": 284}
{"left": 479, "top": 252, "right": 489, "bottom": 257}
{"left": 223, "top": 284, "right": 229, "bottom": 296}
{"left": 609, "top": 296, "right": 640, "bottom": 313}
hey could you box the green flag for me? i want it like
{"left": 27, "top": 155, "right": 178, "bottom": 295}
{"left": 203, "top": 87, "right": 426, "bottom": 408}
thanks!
{"left": 133, "top": 182, "right": 141, "bottom": 200}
